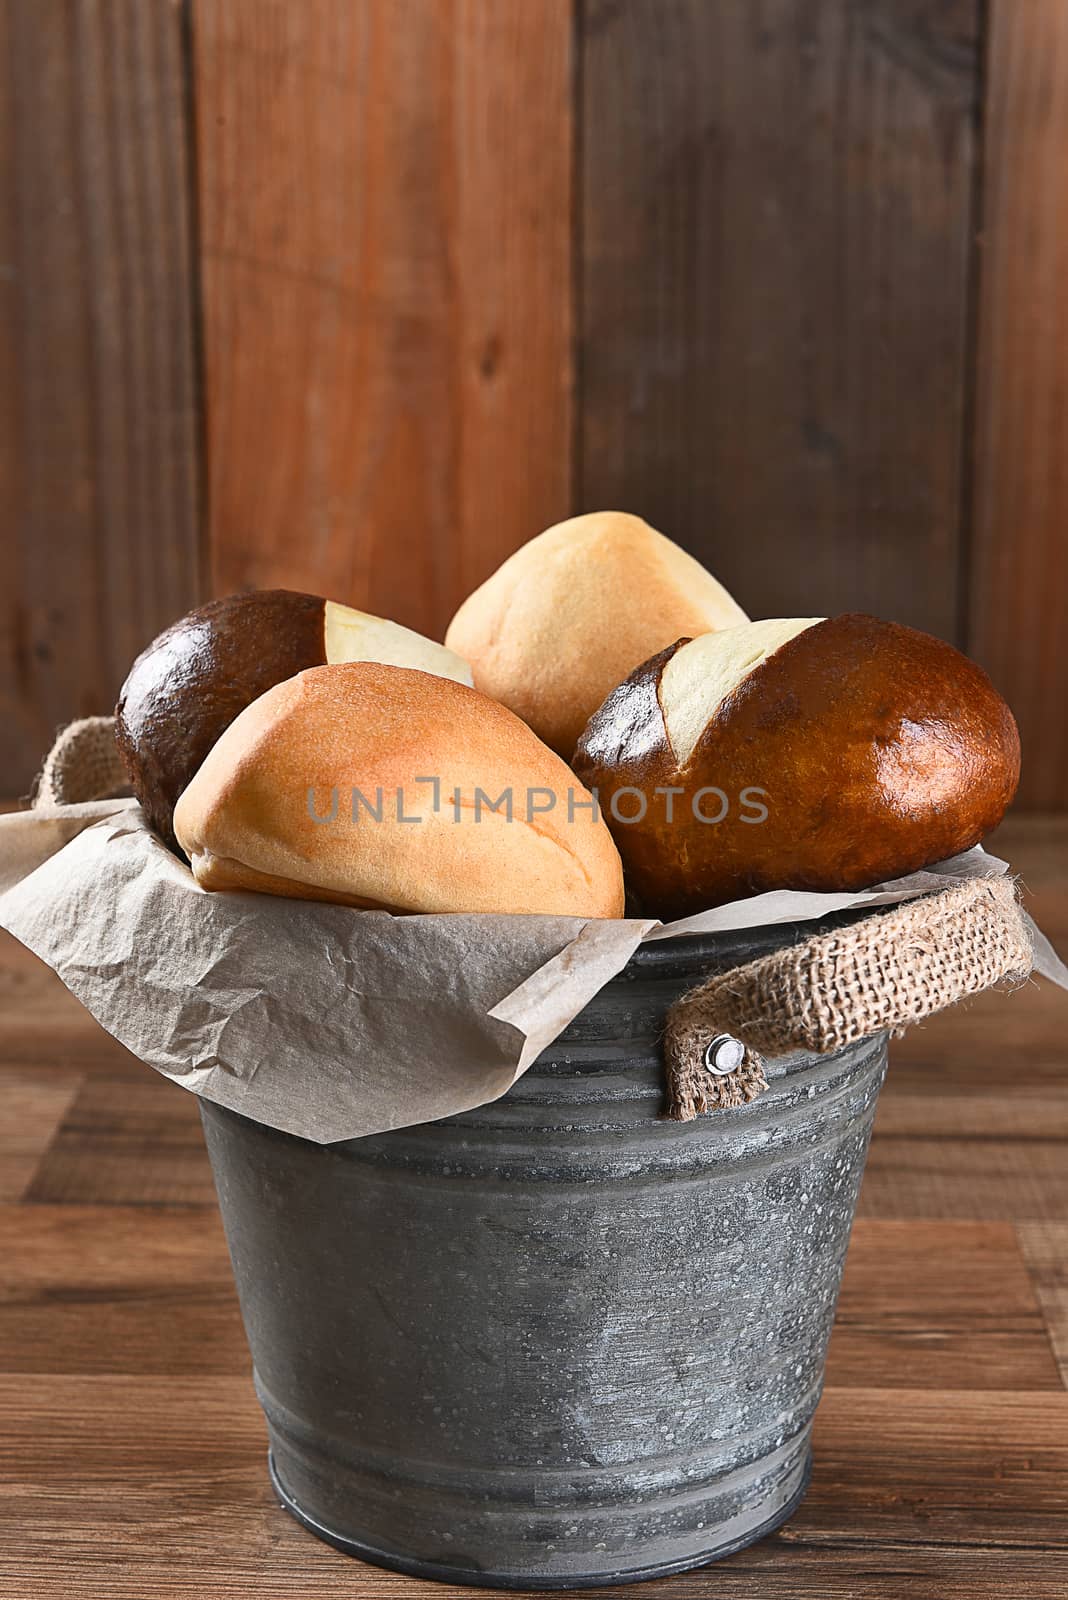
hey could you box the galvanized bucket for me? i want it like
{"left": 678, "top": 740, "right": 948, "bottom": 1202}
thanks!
{"left": 200, "top": 921, "right": 888, "bottom": 1589}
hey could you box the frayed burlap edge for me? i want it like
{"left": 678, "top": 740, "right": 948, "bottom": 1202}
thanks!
{"left": 663, "top": 874, "right": 1034, "bottom": 1121}
{"left": 32, "top": 716, "right": 128, "bottom": 808}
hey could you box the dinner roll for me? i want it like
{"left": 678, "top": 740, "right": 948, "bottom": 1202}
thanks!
{"left": 444, "top": 511, "right": 747, "bottom": 758}
{"left": 173, "top": 662, "right": 625, "bottom": 919}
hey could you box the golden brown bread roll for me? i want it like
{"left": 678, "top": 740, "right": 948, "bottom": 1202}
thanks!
{"left": 444, "top": 511, "right": 748, "bottom": 758}
{"left": 173, "top": 663, "right": 625, "bottom": 919}
{"left": 572, "top": 614, "right": 1021, "bottom": 917}
{"left": 116, "top": 590, "right": 471, "bottom": 851}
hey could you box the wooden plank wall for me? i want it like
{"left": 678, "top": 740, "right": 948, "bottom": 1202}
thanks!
{"left": 970, "top": 0, "right": 1068, "bottom": 810}
{"left": 193, "top": 0, "right": 573, "bottom": 636}
{"left": 2, "top": 0, "right": 1067, "bottom": 806}
{"left": 0, "top": 0, "right": 202, "bottom": 798}
{"left": 580, "top": 0, "right": 980, "bottom": 640}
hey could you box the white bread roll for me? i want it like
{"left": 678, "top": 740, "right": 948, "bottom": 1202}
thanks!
{"left": 444, "top": 511, "right": 748, "bottom": 758}
{"left": 173, "top": 663, "right": 625, "bottom": 919}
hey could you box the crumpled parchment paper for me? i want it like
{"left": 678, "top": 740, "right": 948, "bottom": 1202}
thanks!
{"left": 1, "top": 800, "right": 1063, "bottom": 1142}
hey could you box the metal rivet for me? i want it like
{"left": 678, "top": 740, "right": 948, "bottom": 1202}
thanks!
{"left": 704, "top": 1034, "right": 745, "bottom": 1076}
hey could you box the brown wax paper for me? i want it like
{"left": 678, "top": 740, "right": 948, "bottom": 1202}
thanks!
{"left": 0, "top": 801, "right": 1064, "bottom": 1143}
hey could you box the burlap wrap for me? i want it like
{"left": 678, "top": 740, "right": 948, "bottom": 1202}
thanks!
{"left": 29, "top": 718, "right": 1036, "bottom": 1123}
{"left": 663, "top": 874, "right": 1034, "bottom": 1120}
{"left": 33, "top": 716, "right": 128, "bottom": 808}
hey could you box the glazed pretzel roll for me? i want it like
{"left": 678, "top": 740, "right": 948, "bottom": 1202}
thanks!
{"left": 573, "top": 614, "right": 1020, "bottom": 918}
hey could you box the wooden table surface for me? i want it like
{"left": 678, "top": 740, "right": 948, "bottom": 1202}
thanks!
{"left": 1, "top": 816, "right": 1066, "bottom": 1598}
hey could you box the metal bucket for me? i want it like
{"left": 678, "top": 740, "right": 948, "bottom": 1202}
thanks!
{"left": 200, "top": 922, "right": 887, "bottom": 1589}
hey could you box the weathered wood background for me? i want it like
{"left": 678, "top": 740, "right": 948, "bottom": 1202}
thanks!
{"left": 3, "top": 0, "right": 1066, "bottom": 805}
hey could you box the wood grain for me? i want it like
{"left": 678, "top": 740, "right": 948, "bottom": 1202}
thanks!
{"left": 0, "top": 932, "right": 144, "bottom": 1076}
{"left": 1018, "top": 1223, "right": 1068, "bottom": 1389}
{"left": 194, "top": 0, "right": 573, "bottom": 635}
{"left": 24, "top": 1076, "right": 214, "bottom": 1208}
{"left": 0, "top": 0, "right": 202, "bottom": 798}
{"left": 828, "top": 1219, "right": 1062, "bottom": 1390}
{"left": 0, "top": 1071, "right": 81, "bottom": 1203}
{"left": 579, "top": 0, "right": 980, "bottom": 637}
{"left": 858, "top": 976, "right": 1068, "bottom": 1221}
{"left": 860, "top": 1127, "right": 1068, "bottom": 1221}
{"left": 803, "top": 1388, "right": 1068, "bottom": 1546}
{"left": 0, "top": 1206, "right": 244, "bottom": 1375}
{"left": 970, "top": 0, "right": 1068, "bottom": 807}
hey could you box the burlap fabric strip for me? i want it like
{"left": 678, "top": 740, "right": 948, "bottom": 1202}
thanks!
{"left": 33, "top": 716, "right": 128, "bottom": 808}
{"left": 663, "top": 874, "right": 1034, "bottom": 1121}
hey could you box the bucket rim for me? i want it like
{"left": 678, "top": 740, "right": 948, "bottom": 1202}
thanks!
{"left": 621, "top": 905, "right": 871, "bottom": 976}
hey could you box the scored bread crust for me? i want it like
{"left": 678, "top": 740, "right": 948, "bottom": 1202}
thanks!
{"left": 572, "top": 614, "right": 1021, "bottom": 918}
{"left": 444, "top": 511, "right": 748, "bottom": 759}
{"left": 173, "top": 662, "right": 625, "bottom": 919}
